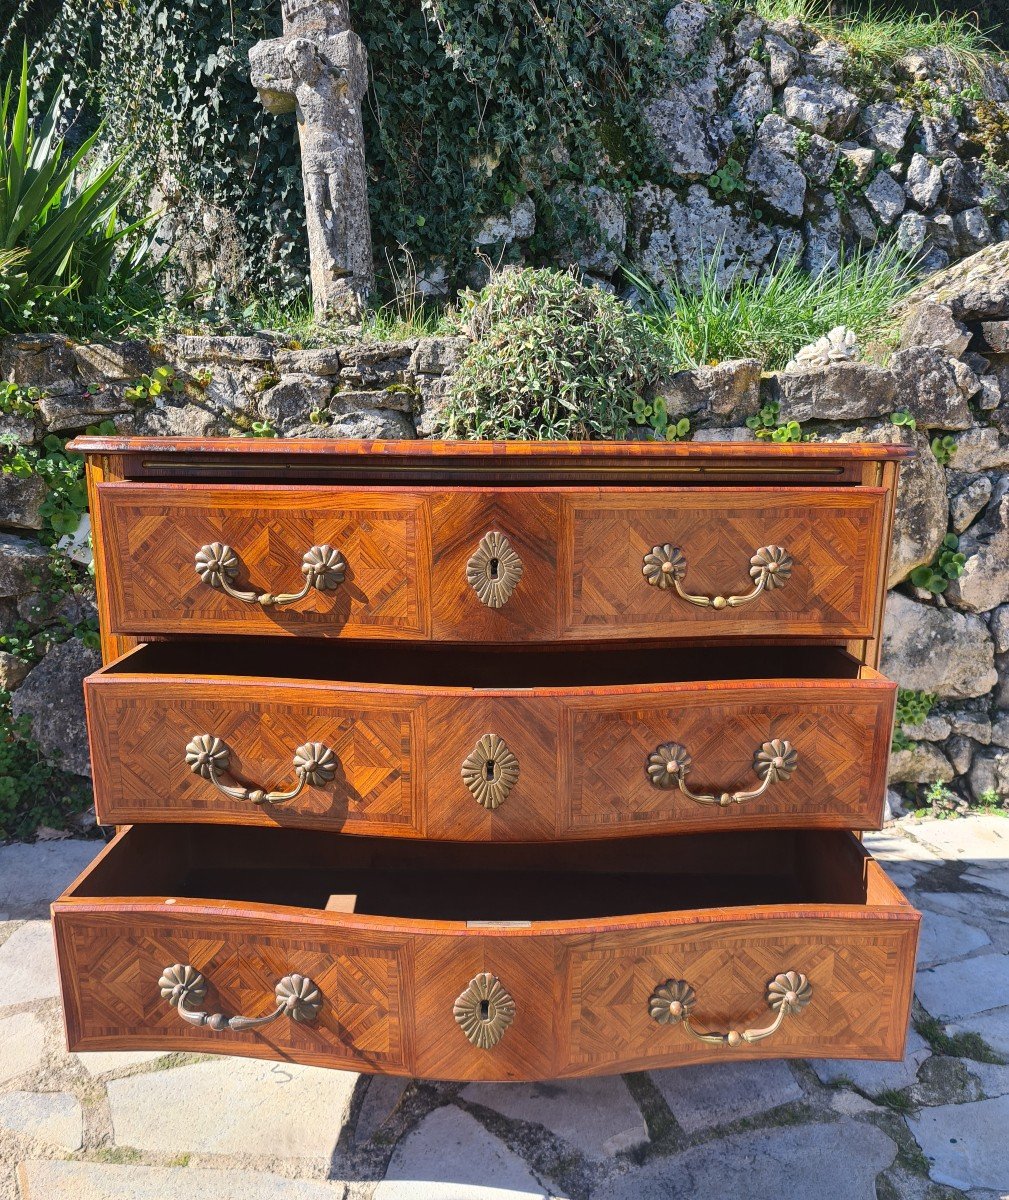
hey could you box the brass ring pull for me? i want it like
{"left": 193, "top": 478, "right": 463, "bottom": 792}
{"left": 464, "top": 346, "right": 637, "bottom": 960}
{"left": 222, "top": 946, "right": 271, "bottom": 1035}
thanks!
{"left": 159, "top": 964, "right": 322, "bottom": 1031}
{"left": 195, "top": 541, "right": 346, "bottom": 607}
{"left": 646, "top": 738, "right": 797, "bottom": 807}
{"left": 642, "top": 543, "right": 792, "bottom": 609}
{"left": 649, "top": 971, "right": 812, "bottom": 1047}
{"left": 185, "top": 734, "right": 337, "bottom": 805}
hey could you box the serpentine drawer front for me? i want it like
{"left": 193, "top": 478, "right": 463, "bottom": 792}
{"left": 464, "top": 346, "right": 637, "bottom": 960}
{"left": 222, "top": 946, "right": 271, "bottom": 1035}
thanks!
{"left": 92, "top": 480, "right": 890, "bottom": 643}
{"left": 85, "top": 642, "right": 896, "bottom": 838}
{"left": 52, "top": 824, "right": 920, "bottom": 1082}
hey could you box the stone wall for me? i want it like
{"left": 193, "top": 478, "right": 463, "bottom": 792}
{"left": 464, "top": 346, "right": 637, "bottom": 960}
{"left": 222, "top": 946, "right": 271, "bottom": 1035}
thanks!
{"left": 5, "top": 242, "right": 1009, "bottom": 817}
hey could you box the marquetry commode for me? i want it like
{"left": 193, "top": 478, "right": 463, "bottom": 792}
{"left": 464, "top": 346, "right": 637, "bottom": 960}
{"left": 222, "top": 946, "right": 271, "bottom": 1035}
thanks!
{"left": 53, "top": 437, "right": 919, "bottom": 1082}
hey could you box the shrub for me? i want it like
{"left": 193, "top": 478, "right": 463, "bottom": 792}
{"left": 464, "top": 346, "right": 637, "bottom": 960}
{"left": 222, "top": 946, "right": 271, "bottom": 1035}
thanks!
{"left": 0, "top": 46, "right": 160, "bottom": 334}
{"left": 439, "top": 268, "right": 677, "bottom": 440}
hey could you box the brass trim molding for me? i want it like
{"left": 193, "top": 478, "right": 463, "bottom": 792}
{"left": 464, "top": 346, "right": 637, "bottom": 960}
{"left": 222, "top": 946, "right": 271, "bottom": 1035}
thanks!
{"left": 185, "top": 734, "right": 337, "bottom": 805}
{"left": 466, "top": 531, "right": 523, "bottom": 608}
{"left": 195, "top": 541, "right": 346, "bottom": 606}
{"left": 642, "top": 543, "right": 792, "bottom": 610}
{"left": 158, "top": 964, "right": 322, "bottom": 1031}
{"left": 461, "top": 733, "right": 520, "bottom": 810}
{"left": 453, "top": 972, "right": 516, "bottom": 1049}
{"left": 646, "top": 738, "right": 797, "bottom": 807}
{"left": 648, "top": 971, "right": 812, "bottom": 1047}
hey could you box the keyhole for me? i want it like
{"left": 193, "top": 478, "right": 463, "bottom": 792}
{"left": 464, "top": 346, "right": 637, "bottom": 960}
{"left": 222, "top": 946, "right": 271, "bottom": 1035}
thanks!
{"left": 484, "top": 759, "right": 497, "bottom": 781}
{"left": 488, "top": 557, "right": 500, "bottom": 580}
{"left": 479, "top": 999, "right": 491, "bottom": 1021}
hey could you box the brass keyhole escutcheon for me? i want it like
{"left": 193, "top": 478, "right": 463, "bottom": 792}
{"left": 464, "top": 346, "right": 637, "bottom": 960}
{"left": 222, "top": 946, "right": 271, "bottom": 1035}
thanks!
{"left": 454, "top": 973, "right": 516, "bottom": 1049}
{"left": 467, "top": 531, "right": 523, "bottom": 608}
{"left": 461, "top": 734, "right": 519, "bottom": 810}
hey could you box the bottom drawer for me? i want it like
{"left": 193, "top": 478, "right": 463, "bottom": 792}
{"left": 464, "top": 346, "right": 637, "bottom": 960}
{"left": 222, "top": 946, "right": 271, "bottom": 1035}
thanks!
{"left": 53, "top": 826, "right": 919, "bottom": 1082}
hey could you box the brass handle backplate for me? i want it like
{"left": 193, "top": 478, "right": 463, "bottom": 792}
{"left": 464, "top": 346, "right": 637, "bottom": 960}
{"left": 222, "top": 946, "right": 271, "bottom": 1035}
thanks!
{"left": 642, "top": 543, "right": 792, "bottom": 609}
{"left": 159, "top": 964, "right": 322, "bottom": 1031}
{"left": 185, "top": 734, "right": 337, "bottom": 805}
{"left": 649, "top": 971, "right": 812, "bottom": 1047}
{"left": 647, "top": 738, "right": 797, "bottom": 807}
{"left": 195, "top": 541, "right": 346, "bottom": 607}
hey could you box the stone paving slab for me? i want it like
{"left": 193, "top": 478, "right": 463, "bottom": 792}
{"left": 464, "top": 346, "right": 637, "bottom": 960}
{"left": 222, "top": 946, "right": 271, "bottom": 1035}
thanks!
{"left": 947, "top": 1006, "right": 1009, "bottom": 1058}
{"left": 0, "top": 923, "right": 59, "bottom": 1006}
{"left": 916, "top": 906, "right": 991, "bottom": 966}
{"left": 649, "top": 1060, "right": 802, "bottom": 1133}
{"left": 106, "top": 1058, "right": 359, "bottom": 1159}
{"left": 374, "top": 1105, "right": 559, "bottom": 1199}
{"left": 353, "top": 1076, "right": 409, "bottom": 1145}
{"left": 592, "top": 1118, "right": 896, "bottom": 1200}
{"left": 461, "top": 1076, "right": 647, "bottom": 1159}
{"left": 908, "top": 1093, "right": 1009, "bottom": 1191}
{"left": 964, "top": 867, "right": 1009, "bottom": 899}
{"left": 915, "top": 952, "right": 1009, "bottom": 1019}
{"left": 810, "top": 1026, "right": 931, "bottom": 1093}
{"left": 16, "top": 1161, "right": 348, "bottom": 1199}
{"left": 907, "top": 816, "right": 1009, "bottom": 865}
{"left": 74, "top": 1050, "right": 170, "bottom": 1077}
{"left": 0, "top": 1092, "right": 82, "bottom": 1151}
{"left": 863, "top": 829, "right": 945, "bottom": 869}
{"left": 0, "top": 1013, "right": 45, "bottom": 1086}
{"left": 0, "top": 841, "right": 101, "bottom": 919}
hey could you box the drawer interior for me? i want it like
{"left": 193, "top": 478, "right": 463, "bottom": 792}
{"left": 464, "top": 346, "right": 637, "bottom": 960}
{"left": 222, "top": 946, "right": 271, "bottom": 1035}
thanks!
{"left": 65, "top": 826, "right": 907, "bottom": 923}
{"left": 105, "top": 641, "right": 867, "bottom": 688}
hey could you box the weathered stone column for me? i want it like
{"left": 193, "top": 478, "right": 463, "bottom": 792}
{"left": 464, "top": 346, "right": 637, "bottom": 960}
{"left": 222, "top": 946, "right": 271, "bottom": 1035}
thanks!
{"left": 250, "top": 0, "right": 375, "bottom": 321}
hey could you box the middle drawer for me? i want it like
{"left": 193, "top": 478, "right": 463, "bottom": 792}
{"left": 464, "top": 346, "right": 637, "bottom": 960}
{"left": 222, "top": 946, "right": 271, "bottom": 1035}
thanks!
{"left": 87, "top": 642, "right": 896, "bottom": 840}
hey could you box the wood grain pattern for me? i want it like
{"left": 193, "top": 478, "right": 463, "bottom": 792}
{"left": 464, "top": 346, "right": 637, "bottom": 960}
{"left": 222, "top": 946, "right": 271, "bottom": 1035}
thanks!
{"left": 85, "top": 645, "right": 895, "bottom": 838}
{"left": 52, "top": 826, "right": 919, "bottom": 1081}
{"left": 95, "top": 483, "right": 888, "bottom": 643}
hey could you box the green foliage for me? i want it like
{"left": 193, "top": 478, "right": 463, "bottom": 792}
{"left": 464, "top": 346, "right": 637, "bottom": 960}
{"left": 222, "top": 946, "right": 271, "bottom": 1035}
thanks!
{"left": 630, "top": 242, "right": 917, "bottom": 370}
{"left": 124, "top": 367, "right": 185, "bottom": 405}
{"left": 0, "top": 380, "right": 37, "bottom": 416}
{"left": 707, "top": 157, "right": 748, "bottom": 198}
{"left": 746, "top": 400, "right": 809, "bottom": 443}
{"left": 889, "top": 408, "right": 916, "bottom": 430}
{"left": 0, "top": 46, "right": 159, "bottom": 334}
{"left": 910, "top": 533, "right": 965, "bottom": 593}
{"left": 0, "top": 549, "right": 98, "bottom": 665}
{"left": 249, "top": 420, "right": 277, "bottom": 438}
{"left": 892, "top": 687, "right": 935, "bottom": 748}
{"left": 915, "top": 1012, "right": 1006, "bottom": 1063}
{"left": 931, "top": 433, "right": 957, "bottom": 465}
{"left": 440, "top": 268, "right": 675, "bottom": 440}
{"left": 0, "top": 688, "right": 91, "bottom": 840}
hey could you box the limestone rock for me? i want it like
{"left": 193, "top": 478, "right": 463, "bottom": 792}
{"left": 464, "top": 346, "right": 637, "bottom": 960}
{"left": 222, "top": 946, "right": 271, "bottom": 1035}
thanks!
{"left": 946, "top": 734, "right": 973, "bottom": 775}
{"left": 38, "top": 387, "right": 133, "bottom": 433}
{"left": 174, "top": 334, "right": 275, "bottom": 364}
{"left": 410, "top": 336, "right": 470, "bottom": 376}
{"left": 901, "top": 715, "right": 952, "bottom": 741}
{"left": 414, "top": 375, "right": 454, "bottom": 438}
{"left": 257, "top": 375, "right": 334, "bottom": 429}
{"left": 949, "top": 711, "right": 991, "bottom": 742}
{"left": 969, "top": 749, "right": 1009, "bottom": 800}
{"left": 577, "top": 186, "right": 628, "bottom": 276}
{"left": 782, "top": 76, "right": 859, "bottom": 137}
{"left": 950, "top": 475, "right": 992, "bottom": 532}
{"left": 0, "top": 533, "right": 49, "bottom": 599}
{"left": 130, "top": 402, "right": 222, "bottom": 438}
{"left": 889, "top": 742, "right": 955, "bottom": 785}
{"left": 950, "top": 427, "right": 1009, "bottom": 471}
{"left": 889, "top": 346, "right": 975, "bottom": 429}
{"left": 899, "top": 301, "right": 971, "bottom": 357}
{"left": 771, "top": 361, "right": 894, "bottom": 420}
{"left": 906, "top": 152, "right": 943, "bottom": 209}
{"left": 946, "top": 481, "right": 1009, "bottom": 612}
{"left": 897, "top": 211, "right": 929, "bottom": 256}
{"left": 802, "top": 203, "right": 842, "bottom": 275}
{"left": 325, "top": 409, "right": 416, "bottom": 440}
{"left": 839, "top": 145, "right": 876, "bottom": 186}
{"left": 476, "top": 196, "right": 536, "bottom": 246}
{"left": 745, "top": 145, "right": 806, "bottom": 218}
{"left": 992, "top": 603, "right": 1009, "bottom": 654}
{"left": 954, "top": 205, "right": 994, "bottom": 255}
{"left": 657, "top": 359, "right": 761, "bottom": 421}
{"left": 10, "top": 637, "right": 100, "bottom": 777}
{"left": 881, "top": 591, "right": 997, "bottom": 697}
{"left": 272, "top": 347, "right": 341, "bottom": 376}
{"left": 897, "top": 241, "right": 1009, "bottom": 322}
{"left": 763, "top": 32, "right": 799, "bottom": 86}
{"left": 864, "top": 170, "right": 906, "bottom": 225}
{"left": 802, "top": 38, "right": 849, "bottom": 79}
{"left": 862, "top": 102, "right": 913, "bottom": 156}
{"left": 0, "top": 334, "right": 77, "bottom": 388}
{"left": 0, "top": 471, "right": 46, "bottom": 530}
{"left": 0, "top": 649, "right": 29, "bottom": 690}
{"left": 728, "top": 62, "right": 773, "bottom": 135}
{"left": 71, "top": 340, "right": 152, "bottom": 381}
{"left": 339, "top": 341, "right": 415, "bottom": 389}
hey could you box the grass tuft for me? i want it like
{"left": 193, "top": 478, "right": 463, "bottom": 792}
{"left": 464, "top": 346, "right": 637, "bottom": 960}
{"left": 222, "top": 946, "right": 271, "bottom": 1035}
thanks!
{"left": 629, "top": 241, "right": 918, "bottom": 370}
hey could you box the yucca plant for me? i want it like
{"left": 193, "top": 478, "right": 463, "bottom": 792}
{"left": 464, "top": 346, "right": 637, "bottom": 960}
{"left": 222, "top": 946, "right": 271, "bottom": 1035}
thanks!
{"left": 0, "top": 46, "right": 158, "bottom": 332}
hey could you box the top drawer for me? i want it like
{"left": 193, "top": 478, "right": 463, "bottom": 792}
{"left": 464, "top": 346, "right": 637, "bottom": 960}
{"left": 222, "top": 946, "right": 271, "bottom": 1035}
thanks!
{"left": 95, "top": 482, "right": 888, "bottom": 643}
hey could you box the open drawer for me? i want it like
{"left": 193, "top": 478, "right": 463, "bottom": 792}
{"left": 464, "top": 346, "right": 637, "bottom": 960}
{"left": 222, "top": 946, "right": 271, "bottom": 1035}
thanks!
{"left": 86, "top": 642, "right": 897, "bottom": 839}
{"left": 93, "top": 482, "right": 889, "bottom": 643}
{"left": 53, "top": 825, "right": 919, "bottom": 1081}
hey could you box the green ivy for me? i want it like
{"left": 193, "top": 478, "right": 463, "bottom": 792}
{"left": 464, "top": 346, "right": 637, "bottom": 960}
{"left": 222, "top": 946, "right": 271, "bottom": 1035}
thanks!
{"left": 910, "top": 532, "right": 965, "bottom": 594}
{"left": 124, "top": 366, "right": 185, "bottom": 405}
{"left": 745, "top": 399, "right": 811, "bottom": 443}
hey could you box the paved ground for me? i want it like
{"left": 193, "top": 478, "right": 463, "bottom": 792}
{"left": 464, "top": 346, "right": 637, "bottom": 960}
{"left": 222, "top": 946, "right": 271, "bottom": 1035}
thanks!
{"left": 1, "top": 815, "right": 1008, "bottom": 1200}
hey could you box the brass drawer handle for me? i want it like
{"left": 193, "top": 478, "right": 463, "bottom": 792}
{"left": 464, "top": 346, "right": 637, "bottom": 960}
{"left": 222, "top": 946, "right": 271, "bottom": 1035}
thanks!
{"left": 185, "top": 734, "right": 337, "bottom": 805}
{"left": 647, "top": 738, "right": 797, "bottom": 807}
{"left": 649, "top": 971, "right": 812, "bottom": 1047}
{"left": 642, "top": 543, "right": 792, "bottom": 609}
{"left": 159, "top": 964, "right": 322, "bottom": 1031}
{"left": 195, "top": 541, "right": 346, "bottom": 606}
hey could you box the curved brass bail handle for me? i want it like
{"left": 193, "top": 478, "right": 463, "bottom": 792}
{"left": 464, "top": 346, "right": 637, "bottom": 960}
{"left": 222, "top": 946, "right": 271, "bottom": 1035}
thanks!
{"left": 647, "top": 739, "right": 797, "bottom": 808}
{"left": 194, "top": 542, "right": 347, "bottom": 607}
{"left": 159, "top": 964, "right": 322, "bottom": 1032}
{"left": 642, "top": 543, "right": 793, "bottom": 610}
{"left": 649, "top": 971, "right": 812, "bottom": 1048}
{"left": 185, "top": 735, "right": 338, "bottom": 806}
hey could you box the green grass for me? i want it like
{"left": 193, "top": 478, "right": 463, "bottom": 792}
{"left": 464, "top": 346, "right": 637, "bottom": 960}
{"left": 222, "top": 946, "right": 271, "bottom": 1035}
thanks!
{"left": 630, "top": 241, "right": 918, "bottom": 370}
{"left": 915, "top": 1013, "right": 1006, "bottom": 1064}
{"left": 750, "top": 0, "right": 997, "bottom": 77}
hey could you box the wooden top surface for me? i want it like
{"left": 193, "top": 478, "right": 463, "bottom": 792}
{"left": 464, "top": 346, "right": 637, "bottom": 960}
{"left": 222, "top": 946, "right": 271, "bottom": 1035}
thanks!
{"left": 69, "top": 436, "right": 913, "bottom": 463}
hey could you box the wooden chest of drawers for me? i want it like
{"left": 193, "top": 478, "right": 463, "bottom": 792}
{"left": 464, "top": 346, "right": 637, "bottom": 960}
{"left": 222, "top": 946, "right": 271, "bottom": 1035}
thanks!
{"left": 55, "top": 436, "right": 919, "bottom": 1082}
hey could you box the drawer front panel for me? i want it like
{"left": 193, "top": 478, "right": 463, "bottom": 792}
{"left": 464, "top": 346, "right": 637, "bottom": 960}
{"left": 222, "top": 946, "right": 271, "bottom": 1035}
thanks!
{"left": 562, "top": 489, "right": 887, "bottom": 640}
{"left": 53, "top": 891, "right": 917, "bottom": 1081}
{"left": 97, "top": 484, "right": 431, "bottom": 638}
{"left": 96, "top": 483, "right": 887, "bottom": 642}
{"left": 86, "top": 673, "right": 895, "bottom": 838}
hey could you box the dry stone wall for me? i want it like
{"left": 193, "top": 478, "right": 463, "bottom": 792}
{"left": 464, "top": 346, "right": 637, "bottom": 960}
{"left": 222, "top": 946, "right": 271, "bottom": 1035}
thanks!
{"left": 6, "top": 242, "right": 1009, "bottom": 815}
